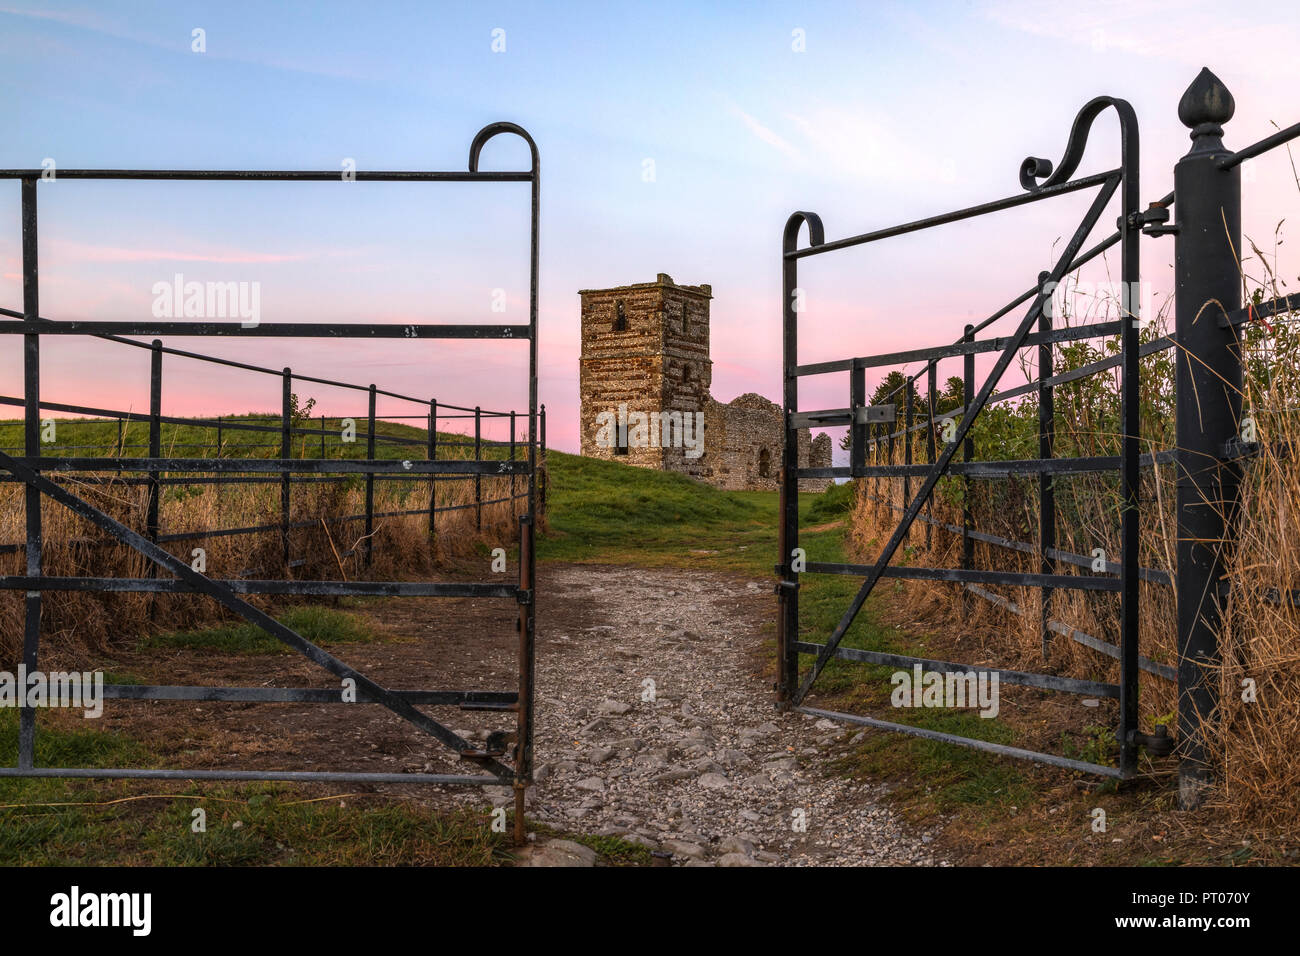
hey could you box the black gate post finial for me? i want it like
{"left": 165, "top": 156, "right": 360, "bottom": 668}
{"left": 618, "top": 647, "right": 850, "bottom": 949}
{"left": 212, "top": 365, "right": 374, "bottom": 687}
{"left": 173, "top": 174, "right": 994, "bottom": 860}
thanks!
{"left": 1173, "top": 66, "right": 1241, "bottom": 810}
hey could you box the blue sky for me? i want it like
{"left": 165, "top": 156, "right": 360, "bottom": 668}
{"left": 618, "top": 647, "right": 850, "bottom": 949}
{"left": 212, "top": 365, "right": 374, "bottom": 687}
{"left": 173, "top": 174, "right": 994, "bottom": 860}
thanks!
{"left": 2, "top": 0, "right": 1298, "bottom": 451}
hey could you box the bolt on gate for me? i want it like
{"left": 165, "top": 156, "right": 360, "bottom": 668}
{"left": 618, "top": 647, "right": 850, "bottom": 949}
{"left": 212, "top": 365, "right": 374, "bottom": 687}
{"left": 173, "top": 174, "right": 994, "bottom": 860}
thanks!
{"left": 0, "top": 122, "right": 541, "bottom": 840}
{"left": 776, "top": 69, "right": 1300, "bottom": 801}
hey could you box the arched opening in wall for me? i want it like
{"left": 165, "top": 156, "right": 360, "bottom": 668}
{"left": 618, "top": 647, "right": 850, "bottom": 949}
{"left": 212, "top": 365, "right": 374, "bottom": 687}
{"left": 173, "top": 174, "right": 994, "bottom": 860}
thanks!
{"left": 682, "top": 364, "right": 692, "bottom": 384}
{"left": 758, "top": 447, "right": 771, "bottom": 479}
{"left": 613, "top": 300, "right": 628, "bottom": 331}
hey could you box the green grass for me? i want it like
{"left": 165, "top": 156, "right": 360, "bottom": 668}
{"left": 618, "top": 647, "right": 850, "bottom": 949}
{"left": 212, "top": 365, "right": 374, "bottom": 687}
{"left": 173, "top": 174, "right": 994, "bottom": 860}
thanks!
{"left": 0, "top": 710, "right": 508, "bottom": 865}
{"left": 6, "top": 412, "right": 1030, "bottom": 858}
{"left": 140, "top": 605, "right": 379, "bottom": 655}
{"left": 830, "top": 710, "right": 1032, "bottom": 816}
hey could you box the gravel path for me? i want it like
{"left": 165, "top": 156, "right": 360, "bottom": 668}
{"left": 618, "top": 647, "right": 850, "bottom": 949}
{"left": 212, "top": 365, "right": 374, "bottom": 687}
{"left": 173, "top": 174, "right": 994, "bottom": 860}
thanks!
{"left": 507, "top": 565, "right": 947, "bottom": 867}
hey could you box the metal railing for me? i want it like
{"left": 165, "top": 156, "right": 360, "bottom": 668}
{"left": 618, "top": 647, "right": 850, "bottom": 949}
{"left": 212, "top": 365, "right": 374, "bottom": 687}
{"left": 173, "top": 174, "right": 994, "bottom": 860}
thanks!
{"left": 0, "top": 121, "right": 543, "bottom": 841}
{"left": 776, "top": 69, "right": 1300, "bottom": 802}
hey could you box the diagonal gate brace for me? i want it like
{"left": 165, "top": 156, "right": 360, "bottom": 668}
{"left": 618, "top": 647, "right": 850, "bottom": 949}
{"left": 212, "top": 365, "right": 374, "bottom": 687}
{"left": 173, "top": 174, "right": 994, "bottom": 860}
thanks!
{"left": 0, "top": 448, "right": 512, "bottom": 780}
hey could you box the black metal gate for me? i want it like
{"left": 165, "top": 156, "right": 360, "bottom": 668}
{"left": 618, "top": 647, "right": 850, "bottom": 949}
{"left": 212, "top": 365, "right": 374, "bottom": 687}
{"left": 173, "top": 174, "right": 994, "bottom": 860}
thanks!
{"left": 776, "top": 70, "right": 1300, "bottom": 793}
{"left": 0, "top": 122, "right": 541, "bottom": 840}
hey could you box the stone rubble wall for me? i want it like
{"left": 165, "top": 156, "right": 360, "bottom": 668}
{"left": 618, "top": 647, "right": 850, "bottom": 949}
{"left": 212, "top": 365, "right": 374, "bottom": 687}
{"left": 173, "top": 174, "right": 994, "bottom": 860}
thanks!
{"left": 579, "top": 275, "right": 830, "bottom": 492}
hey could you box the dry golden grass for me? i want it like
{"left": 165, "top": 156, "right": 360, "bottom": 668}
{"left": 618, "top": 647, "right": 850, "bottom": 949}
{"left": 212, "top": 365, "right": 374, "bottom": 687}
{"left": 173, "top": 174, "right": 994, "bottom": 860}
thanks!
{"left": 845, "top": 279, "right": 1300, "bottom": 833}
{"left": 0, "top": 447, "right": 528, "bottom": 666}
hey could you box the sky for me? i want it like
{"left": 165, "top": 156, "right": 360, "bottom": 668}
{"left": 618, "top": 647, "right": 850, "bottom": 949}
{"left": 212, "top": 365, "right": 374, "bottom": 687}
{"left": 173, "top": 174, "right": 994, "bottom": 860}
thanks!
{"left": 1, "top": 0, "right": 1298, "bottom": 454}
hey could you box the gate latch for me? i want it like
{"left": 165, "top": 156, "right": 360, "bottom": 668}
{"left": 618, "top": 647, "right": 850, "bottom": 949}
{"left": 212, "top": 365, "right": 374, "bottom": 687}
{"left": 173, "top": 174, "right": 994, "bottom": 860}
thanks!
{"left": 854, "top": 404, "right": 896, "bottom": 424}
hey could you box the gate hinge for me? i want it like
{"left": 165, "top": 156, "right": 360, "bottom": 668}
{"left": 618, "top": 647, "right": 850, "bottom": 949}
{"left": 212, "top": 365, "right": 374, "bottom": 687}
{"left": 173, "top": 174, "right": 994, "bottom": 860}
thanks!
{"left": 1123, "top": 201, "right": 1178, "bottom": 237}
{"left": 1129, "top": 723, "right": 1175, "bottom": 757}
{"left": 515, "top": 588, "right": 533, "bottom": 605}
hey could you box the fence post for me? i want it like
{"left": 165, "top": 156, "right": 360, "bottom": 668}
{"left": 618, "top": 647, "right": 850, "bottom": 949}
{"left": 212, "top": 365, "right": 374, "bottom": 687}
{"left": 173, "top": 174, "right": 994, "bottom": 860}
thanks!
{"left": 1173, "top": 68, "right": 1242, "bottom": 809}
{"left": 510, "top": 410, "right": 517, "bottom": 518}
{"left": 903, "top": 375, "right": 913, "bottom": 541}
{"left": 962, "top": 324, "right": 975, "bottom": 622}
{"left": 887, "top": 398, "right": 897, "bottom": 530}
{"left": 281, "top": 368, "right": 292, "bottom": 566}
{"left": 365, "top": 384, "right": 376, "bottom": 567}
{"left": 539, "top": 404, "right": 547, "bottom": 513}
{"left": 474, "top": 405, "right": 482, "bottom": 532}
{"left": 428, "top": 399, "right": 437, "bottom": 537}
{"left": 1038, "top": 270, "right": 1056, "bottom": 660}
{"left": 147, "top": 340, "right": 162, "bottom": 545}
{"left": 926, "top": 362, "right": 937, "bottom": 551}
{"left": 320, "top": 413, "right": 326, "bottom": 459}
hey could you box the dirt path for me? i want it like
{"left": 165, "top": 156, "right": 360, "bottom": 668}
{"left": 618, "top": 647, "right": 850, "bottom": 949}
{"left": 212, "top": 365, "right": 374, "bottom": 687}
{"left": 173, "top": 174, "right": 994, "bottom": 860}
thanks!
{"left": 505, "top": 564, "right": 946, "bottom": 866}
{"left": 99, "top": 562, "right": 946, "bottom": 866}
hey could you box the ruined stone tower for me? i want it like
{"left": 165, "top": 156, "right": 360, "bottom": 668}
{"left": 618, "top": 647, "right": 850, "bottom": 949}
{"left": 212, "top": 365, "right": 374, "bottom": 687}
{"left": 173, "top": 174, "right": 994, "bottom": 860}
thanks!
{"left": 578, "top": 274, "right": 713, "bottom": 478}
{"left": 578, "top": 274, "right": 831, "bottom": 490}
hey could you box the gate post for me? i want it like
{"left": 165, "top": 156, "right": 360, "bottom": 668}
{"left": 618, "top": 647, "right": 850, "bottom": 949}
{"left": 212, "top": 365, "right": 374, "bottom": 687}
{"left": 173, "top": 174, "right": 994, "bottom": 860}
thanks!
{"left": 281, "top": 367, "right": 292, "bottom": 566}
{"left": 1173, "top": 68, "right": 1242, "bottom": 809}
{"left": 777, "top": 212, "right": 822, "bottom": 705}
{"left": 19, "top": 176, "right": 40, "bottom": 769}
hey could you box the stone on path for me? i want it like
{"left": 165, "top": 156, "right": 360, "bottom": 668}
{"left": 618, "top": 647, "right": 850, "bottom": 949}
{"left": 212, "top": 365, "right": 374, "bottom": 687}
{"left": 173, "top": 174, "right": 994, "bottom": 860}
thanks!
{"left": 514, "top": 838, "right": 598, "bottom": 867}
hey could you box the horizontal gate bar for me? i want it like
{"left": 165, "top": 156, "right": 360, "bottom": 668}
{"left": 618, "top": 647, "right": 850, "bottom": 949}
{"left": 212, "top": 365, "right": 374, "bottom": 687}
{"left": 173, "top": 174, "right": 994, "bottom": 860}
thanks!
{"left": 99, "top": 684, "right": 517, "bottom": 705}
{"left": 805, "top": 561, "right": 1123, "bottom": 591}
{"left": 794, "top": 705, "right": 1123, "bottom": 778}
{"left": 1217, "top": 120, "right": 1300, "bottom": 169}
{"left": 0, "top": 490, "right": 528, "bottom": 554}
{"left": 0, "top": 576, "right": 522, "bottom": 598}
{"left": 0, "top": 312, "right": 517, "bottom": 412}
{"left": 963, "top": 583, "right": 1177, "bottom": 681}
{"left": 0, "top": 767, "right": 509, "bottom": 785}
{"left": 790, "top": 641, "right": 1119, "bottom": 697}
{"left": 1218, "top": 292, "right": 1300, "bottom": 328}
{"left": 785, "top": 168, "right": 1121, "bottom": 260}
{"left": 852, "top": 334, "right": 1177, "bottom": 446}
{"left": 797, "top": 320, "right": 1123, "bottom": 376}
{"left": 802, "top": 449, "right": 1174, "bottom": 479}
{"left": 13, "top": 457, "right": 528, "bottom": 475}
{"left": 801, "top": 188, "right": 1175, "bottom": 440}
{"left": 856, "top": 489, "right": 1174, "bottom": 586}
{"left": 0, "top": 319, "right": 530, "bottom": 338}
{"left": 0, "top": 168, "right": 533, "bottom": 182}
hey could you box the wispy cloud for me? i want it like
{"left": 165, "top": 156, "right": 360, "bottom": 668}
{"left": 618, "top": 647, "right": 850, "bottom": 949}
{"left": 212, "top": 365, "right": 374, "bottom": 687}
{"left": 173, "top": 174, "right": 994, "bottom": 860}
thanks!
{"left": 47, "top": 240, "right": 309, "bottom": 264}
{"left": 978, "top": 0, "right": 1299, "bottom": 71}
{"left": 723, "top": 99, "right": 802, "bottom": 159}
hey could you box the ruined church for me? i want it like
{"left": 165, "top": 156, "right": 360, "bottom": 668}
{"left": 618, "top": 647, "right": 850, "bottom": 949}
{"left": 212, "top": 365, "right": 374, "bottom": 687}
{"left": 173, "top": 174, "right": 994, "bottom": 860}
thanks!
{"left": 578, "top": 274, "right": 832, "bottom": 491}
